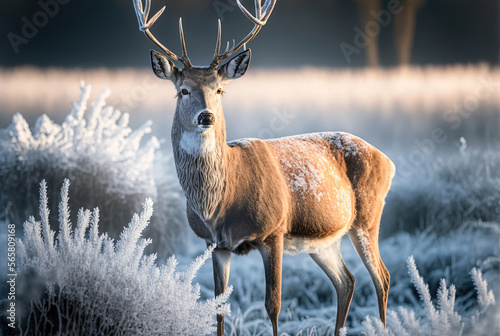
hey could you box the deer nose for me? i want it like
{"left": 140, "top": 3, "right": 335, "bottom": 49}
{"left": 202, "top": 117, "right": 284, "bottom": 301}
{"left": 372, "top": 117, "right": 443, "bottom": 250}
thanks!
{"left": 197, "top": 111, "right": 215, "bottom": 128}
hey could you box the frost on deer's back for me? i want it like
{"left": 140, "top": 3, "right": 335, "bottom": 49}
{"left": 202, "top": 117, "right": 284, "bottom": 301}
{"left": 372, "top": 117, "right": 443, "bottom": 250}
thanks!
{"left": 267, "top": 133, "right": 354, "bottom": 223}
{"left": 322, "top": 131, "right": 369, "bottom": 157}
{"left": 267, "top": 133, "right": 330, "bottom": 202}
{"left": 227, "top": 137, "right": 259, "bottom": 149}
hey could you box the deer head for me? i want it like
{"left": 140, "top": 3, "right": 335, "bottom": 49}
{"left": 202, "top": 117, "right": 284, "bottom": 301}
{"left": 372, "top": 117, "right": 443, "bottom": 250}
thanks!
{"left": 150, "top": 49, "right": 251, "bottom": 134}
{"left": 133, "top": 0, "right": 276, "bottom": 136}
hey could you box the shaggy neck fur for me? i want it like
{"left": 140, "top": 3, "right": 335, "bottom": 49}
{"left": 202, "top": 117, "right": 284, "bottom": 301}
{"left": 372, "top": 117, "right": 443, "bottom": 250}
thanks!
{"left": 171, "top": 108, "right": 228, "bottom": 223}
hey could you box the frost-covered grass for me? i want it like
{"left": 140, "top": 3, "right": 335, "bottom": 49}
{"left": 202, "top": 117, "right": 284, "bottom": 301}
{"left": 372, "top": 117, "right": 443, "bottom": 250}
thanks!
{"left": 190, "top": 225, "right": 498, "bottom": 336}
{"left": 0, "top": 83, "right": 188, "bottom": 259}
{"left": 10, "top": 180, "right": 229, "bottom": 335}
{"left": 0, "top": 65, "right": 498, "bottom": 334}
{"left": 382, "top": 141, "right": 500, "bottom": 236}
{"left": 362, "top": 256, "right": 496, "bottom": 336}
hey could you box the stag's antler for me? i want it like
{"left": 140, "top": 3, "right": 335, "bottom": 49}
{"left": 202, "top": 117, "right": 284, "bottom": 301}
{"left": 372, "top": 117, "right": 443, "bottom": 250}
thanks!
{"left": 211, "top": 0, "right": 277, "bottom": 68}
{"left": 133, "top": 0, "right": 276, "bottom": 69}
{"left": 133, "top": 0, "right": 192, "bottom": 68}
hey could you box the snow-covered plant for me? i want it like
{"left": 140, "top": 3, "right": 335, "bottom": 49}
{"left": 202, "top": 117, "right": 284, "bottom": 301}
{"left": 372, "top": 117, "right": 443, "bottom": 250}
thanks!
{"left": 470, "top": 267, "right": 496, "bottom": 327}
{"left": 361, "top": 256, "right": 495, "bottom": 336}
{"left": 0, "top": 82, "right": 189, "bottom": 257}
{"left": 383, "top": 143, "right": 500, "bottom": 236}
{"left": 470, "top": 267, "right": 495, "bottom": 312}
{"left": 0, "top": 82, "right": 158, "bottom": 228}
{"left": 406, "top": 256, "right": 464, "bottom": 335}
{"left": 16, "top": 179, "right": 230, "bottom": 335}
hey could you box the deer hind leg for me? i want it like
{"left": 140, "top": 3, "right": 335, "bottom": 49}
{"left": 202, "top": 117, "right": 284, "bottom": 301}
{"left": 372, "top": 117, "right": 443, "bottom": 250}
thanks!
{"left": 310, "top": 242, "right": 355, "bottom": 336}
{"left": 349, "top": 204, "right": 390, "bottom": 326}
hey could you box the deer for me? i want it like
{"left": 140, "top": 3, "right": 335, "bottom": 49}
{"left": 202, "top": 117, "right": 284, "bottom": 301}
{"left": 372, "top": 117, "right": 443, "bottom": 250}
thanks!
{"left": 132, "top": 1, "right": 395, "bottom": 335}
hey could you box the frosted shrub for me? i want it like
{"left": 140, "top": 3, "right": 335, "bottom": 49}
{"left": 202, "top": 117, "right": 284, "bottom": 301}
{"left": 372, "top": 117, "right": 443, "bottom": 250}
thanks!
{"left": 0, "top": 82, "right": 188, "bottom": 257}
{"left": 15, "top": 180, "right": 230, "bottom": 335}
{"left": 0, "top": 82, "right": 158, "bottom": 231}
{"left": 361, "top": 256, "right": 496, "bottom": 336}
{"left": 382, "top": 143, "right": 500, "bottom": 236}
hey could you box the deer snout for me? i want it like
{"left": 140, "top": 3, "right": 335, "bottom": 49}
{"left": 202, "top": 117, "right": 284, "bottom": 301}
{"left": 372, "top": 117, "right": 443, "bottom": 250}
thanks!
{"left": 197, "top": 111, "right": 215, "bottom": 129}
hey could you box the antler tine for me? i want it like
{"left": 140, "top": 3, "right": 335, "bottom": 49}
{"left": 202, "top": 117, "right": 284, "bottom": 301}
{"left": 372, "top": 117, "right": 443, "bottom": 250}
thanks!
{"left": 213, "top": 19, "right": 222, "bottom": 60}
{"left": 211, "top": 0, "right": 276, "bottom": 67}
{"left": 179, "top": 18, "right": 192, "bottom": 66}
{"left": 255, "top": 0, "right": 262, "bottom": 19}
{"left": 261, "top": 0, "right": 274, "bottom": 19}
{"left": 237, "top": 0, "right": 275, "bottom": 26}
{"left": 132, "top": 0, "right": 192, "bottom": 68}
{"left": 143, "top": 0, "right": 151, "bottom": 23}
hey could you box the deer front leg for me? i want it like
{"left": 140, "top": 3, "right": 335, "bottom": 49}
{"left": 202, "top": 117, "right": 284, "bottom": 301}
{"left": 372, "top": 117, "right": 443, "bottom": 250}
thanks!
{"left": 257, "top": 235, "right": 284, "bottom": 336}
{"left": 212, "top": 246, "right": 231, "bottom": 336}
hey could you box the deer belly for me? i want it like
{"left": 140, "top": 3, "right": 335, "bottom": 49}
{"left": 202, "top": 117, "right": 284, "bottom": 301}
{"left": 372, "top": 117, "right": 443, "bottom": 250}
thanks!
{"left": 283, "top": 228, "right": 348, "bottom": 255}
{"left": 285, "top": 184, "right": 355, "bottom": 255}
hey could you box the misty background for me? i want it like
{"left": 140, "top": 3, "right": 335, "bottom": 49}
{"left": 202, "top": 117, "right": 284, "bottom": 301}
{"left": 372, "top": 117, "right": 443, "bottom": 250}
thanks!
{"left": 0, "top": 0, "right": 498, "bottom": 69}
{"left": 1, "top": 0, "right": 499, "bottom": 157}
{"left": 0, "top": 2, "right": 499, "bottom": 335}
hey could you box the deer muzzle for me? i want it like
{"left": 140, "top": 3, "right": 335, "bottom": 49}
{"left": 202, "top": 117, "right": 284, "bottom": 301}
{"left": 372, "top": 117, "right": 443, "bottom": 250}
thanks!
{"left": 197, "top": 111, "right": 215, "bottom": 129}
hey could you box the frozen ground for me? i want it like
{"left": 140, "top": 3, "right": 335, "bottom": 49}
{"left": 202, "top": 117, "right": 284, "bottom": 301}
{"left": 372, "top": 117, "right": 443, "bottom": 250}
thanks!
{"left": 0, "top": 65, "right": 499, "bottom": 335}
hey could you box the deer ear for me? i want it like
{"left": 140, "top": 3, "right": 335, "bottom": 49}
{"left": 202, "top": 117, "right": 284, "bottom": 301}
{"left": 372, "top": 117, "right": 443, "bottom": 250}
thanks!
{"left": 219, "top": 49, "right": 251, "bottom": 81}
{"left": 150, "top": 50, "right": 177, "bottom": 80}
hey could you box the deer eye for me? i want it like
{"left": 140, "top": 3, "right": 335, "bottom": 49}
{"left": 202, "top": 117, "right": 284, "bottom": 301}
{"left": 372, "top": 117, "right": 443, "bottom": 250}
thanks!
{"left": 181, "top": 88, "right": 189, "bottom": 95}
{"left": 216, "top": 88, "right": 224, "bottom": 95}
